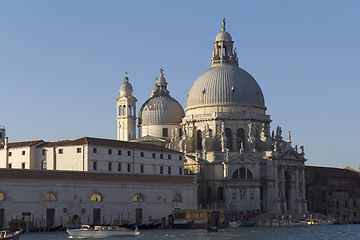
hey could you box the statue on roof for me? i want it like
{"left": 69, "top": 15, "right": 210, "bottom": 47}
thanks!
{"left": 287, "top": 131, "right": 291, "bottom": 143}
{"left": 222, "top": 18, "right": 226, "bottom": 31}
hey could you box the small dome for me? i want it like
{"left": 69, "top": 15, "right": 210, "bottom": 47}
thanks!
{"left": 119, "top": 76, "right": 133, "bottom": 97}
{"left": 186, "top": 65, "right": 265, "bottom": 108}
{"left": 215, "top": 31, "right": 232, "bottom": 41}
{"left": 139, "top": 96, "right": 184, "bottom": 125}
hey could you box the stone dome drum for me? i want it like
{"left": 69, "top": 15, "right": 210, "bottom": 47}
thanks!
{"left": 186, "top": 65, "right": 265, "bottom": 108}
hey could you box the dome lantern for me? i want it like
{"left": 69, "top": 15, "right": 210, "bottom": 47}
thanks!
{"left": 151, "top": 67, "right": 170, "bottom": 97}
{"left": 211, "top": 18, "right": 238, "bottom": 67}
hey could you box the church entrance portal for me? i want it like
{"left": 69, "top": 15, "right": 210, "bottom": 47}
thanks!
{"left": 93, "top": 208, "right": 101, "bottom": 225}
{"left": 46, "top": 208, "right": 55, "bottom": 227}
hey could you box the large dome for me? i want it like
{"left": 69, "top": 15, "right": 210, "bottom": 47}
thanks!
{"left": 139, "top": 96, "right": 184, "bottom": 125}
{"left": 186, "top": 65, "right": 265, "bottom": 108}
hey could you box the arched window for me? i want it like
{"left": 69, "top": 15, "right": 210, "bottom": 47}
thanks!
{"left": 218, "top": 187, "right": 224, "bottom": 200}
{"left": 225, "top": 128, "right": 232, "bottom": 150}
{"left": 239, "top": 167, "right": 246, "bottom": 179}
{"left": 44, "top": 192, "right": 57, "bottom": 201}
{"left": 128, "top": 105, "right": 132, "bottom": 115}
{"left": 236, "top": 128, "right": 245, "bottom": 150}
{"left": 0, "top": 192, "right": 7, "bottom": 201}
{"left": 197, "top": 130, "right": 202, "bottom": 150}
{"left": 119, "top": 106, "right": 122, "bottom": 116}
{"left": 247, "top": 169, "right": 253, "bottom": 179}
{"left": 133, "top": 193, "right": 144, "bottom": 202}
{"left": 172, "top": 194, "right": 182, "bottom": 202}
{"left": 232, "top": 169, "right": 239, "bottom": 179}
{"left": 90, "top": 193, "right": 102, "bottom": 202}
{"left": 232, "top": 168, "right": 254, "bottom": 180}
{"left": 41, "top": 160, "right": 47, "bottom": 170}
{"left": 123, "top": 105, "right": 126, "bottom": 115}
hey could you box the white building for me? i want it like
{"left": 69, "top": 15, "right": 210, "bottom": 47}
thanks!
{"left": 0, "top": 137, "right": 185, "bottom": 175}
{"left": 0, "top": 168, "right": 196, "bottom": 230}
{"left": 0, "top": 137, "right": 196, "bottom": 229}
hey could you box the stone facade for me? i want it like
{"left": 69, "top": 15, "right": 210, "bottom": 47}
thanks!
{"left": 0, "top": 169, "right": 197, "bottom": 230}
{"left": 306, "top": 166, "right": 360, "bottom": 223}
{"left": 166, "top": 20, "right": 308, "bottom": 215}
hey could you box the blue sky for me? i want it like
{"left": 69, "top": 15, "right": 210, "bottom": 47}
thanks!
{"left": 1, "top": 0, "right": 359, "bottom": 169}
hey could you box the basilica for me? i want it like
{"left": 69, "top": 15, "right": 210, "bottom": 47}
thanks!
{"left": 117, "top": 20, "right": 308, "bottom": 215}
{"left": 0, "top": 21, "right": 308, "bottom": 230}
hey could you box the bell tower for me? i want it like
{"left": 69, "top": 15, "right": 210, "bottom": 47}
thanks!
{"left": 0, "top": 126, "right": 5, "bottom": 144}
{"left": 116, "top": 73, "right": 137, "bottom": 141}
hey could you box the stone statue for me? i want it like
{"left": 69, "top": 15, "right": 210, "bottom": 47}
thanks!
{"left": 294, "top": 145, "right": 298, "bottom": 152}
{"left": 271, "top": 130, "right": 274, "bottom": 139}
{"left": 287, "top": 131, "right": 291, "bottom": 143}
{"left": 182, "top": 125, "right": 187, "bottom": 139}
{"left": 225, "top": 148, "right": 229, "bottom": 162}
{"left": 300, "top": 145, "right": 305, "bottom": 154}
{"left": 247, "top": 122, "right": 256, "bottom": 152}
{"left": 276, "top": 126, "right": 282, "bottom": 140}
{"left": 222, "top": 18, "right": 226, "bottom": 31}
{"left": 240, "top": 141, "right": 244, "bottom": 153}
{"left": 248, "top": 122, "right": 255, "bottom": 138}
{"left": 205, "top": 124, "right": 210, "bottom": 137}
{"left": 171, "top": 129, "right": 175, "bottom": 141}
{"left": 220, "top": 122, "right": 227, "bottom": 152}
{"left": 260, "top": 123, "right": 267, "bottom": 141}
{"left": 273, "top": 142, "right": 278, "bottom": 152}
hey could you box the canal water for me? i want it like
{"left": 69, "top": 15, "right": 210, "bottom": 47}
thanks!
{"left": 19, "top": 224, "right": 360, "bottom": 240}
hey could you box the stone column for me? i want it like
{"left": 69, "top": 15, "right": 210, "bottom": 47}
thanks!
{"left": 280, "top": 165, "right": 286, "bottom": 212}
{"left": 274, "top": 165, "right": 279, "bottom": 212}
{"left": 301, "top": 167, "right": 307, "bottom": 212}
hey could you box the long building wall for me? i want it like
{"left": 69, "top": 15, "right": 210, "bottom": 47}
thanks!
{"left": 0, "top": 169, "right": 197, "bottom": 230}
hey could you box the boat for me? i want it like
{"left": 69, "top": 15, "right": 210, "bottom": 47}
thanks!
{"left": 0, "top": 230, "right": 23, "bottom": 240}
{"left": 66, "top": 225, "right": 140, "bottom": 238}
{"left": 207, "top": 225, "right": 218, "bottom": 232}
{"left": 171, "top": 209, "right": 227, "bottom": 229}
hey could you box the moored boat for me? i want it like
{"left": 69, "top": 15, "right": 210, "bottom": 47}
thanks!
{"left": 66, "top": 225, "right": 140, "bottom": 238}
{"left": 0, "top": 230, "right": 23, "bottom": 240}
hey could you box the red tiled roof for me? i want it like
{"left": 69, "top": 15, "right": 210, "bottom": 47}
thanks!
{"left": 0, "top": 169, "right": 194, "bottom": 184}
{"left": 306, "top": 166, "right": 360, "bottom": 179}
{"left": 0, "top": 140, "right": 43, "bottom": 149}
{"left": 38, "top": 137, "right": 180, "bottom": 153}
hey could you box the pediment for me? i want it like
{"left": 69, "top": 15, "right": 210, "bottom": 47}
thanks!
{"left": 227, "top": 153, "right": 257, "bottom": 164}
{"left": 281, "top": 148, "right": 302, "bottom": 160}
